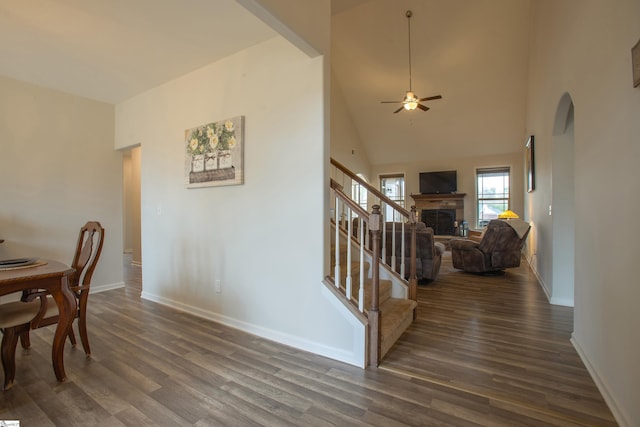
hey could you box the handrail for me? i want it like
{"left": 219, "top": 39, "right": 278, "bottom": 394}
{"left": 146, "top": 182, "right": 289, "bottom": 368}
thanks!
{"left": 331, "top": 179, "right": 370, "bottom": 220}
{"left": 331, "top": 158, "right": 414, "bottom": 221}
{"left": 331, "top": 157, "right": 418, "bottom": 295}
{"left": 329, "top": 159, "right": 418, "bottom": 367}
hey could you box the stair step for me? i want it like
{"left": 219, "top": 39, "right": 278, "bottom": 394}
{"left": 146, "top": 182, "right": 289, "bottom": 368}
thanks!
{"left": 380, "top": 298, "right": 417, "bottom": 358}
{"left": 356, "top": 278, "right": 392, "bottom": 308}
{"left": 332, "top": 261, "right": 370, "bottom": 282}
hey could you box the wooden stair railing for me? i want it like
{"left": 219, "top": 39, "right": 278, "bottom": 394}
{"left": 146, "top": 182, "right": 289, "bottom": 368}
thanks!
{"left": 329, "top": 158, "right": 421, "bottom": 367}
{"left": 330, "top": 158, "right": 418, "bottom": 301}
{"left": 330, "top": 179, "right": 381, "bottom": 366}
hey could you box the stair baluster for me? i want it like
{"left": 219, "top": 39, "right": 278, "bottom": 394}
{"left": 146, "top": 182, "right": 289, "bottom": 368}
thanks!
{"left": 345, "top": 207, "right": 352, "bottom": 301}
{"left": 329, "top": 160, "right": 419, "bottom": 367}
{"left": 334, "top": 196, "right": 341, "bottom": 289}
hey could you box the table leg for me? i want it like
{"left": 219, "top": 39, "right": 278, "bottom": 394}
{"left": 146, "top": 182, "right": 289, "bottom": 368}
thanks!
{"left": 48, "top": 273, "right": 76, "bottom": 382}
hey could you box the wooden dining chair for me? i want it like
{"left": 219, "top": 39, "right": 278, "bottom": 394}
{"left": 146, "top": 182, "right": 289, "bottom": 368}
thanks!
{"left": 0, "top": 221, "right": 104, "bottom": 389}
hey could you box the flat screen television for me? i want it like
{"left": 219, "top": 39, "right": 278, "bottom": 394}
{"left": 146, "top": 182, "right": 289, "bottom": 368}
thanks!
{"left": 419, "top": 170, "right": 457, "bottom": 194}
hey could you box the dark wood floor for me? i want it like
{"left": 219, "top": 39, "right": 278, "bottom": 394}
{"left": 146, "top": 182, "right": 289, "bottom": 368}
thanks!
{"left": 0, "top": 254, "right": 616, "bottom": 426}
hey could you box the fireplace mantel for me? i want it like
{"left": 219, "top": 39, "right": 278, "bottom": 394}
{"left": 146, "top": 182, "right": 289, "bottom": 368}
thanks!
{"left": 411, "top": 194, "right": 466, "bottom": 232}
{"left": 411, "top": 193, "right": 466, "bottom": 209}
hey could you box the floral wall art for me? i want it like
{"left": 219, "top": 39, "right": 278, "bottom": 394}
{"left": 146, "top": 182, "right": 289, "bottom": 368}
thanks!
{"left": 184, "top": 115, "right": 244, "bottom": 188}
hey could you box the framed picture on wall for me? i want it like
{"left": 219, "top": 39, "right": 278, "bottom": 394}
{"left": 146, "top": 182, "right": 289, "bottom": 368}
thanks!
{"left": 184, "top": 116, "right": 245, "bottom": 188}
{"left": 526, "top": 135, "right": 535, "bottom": 193}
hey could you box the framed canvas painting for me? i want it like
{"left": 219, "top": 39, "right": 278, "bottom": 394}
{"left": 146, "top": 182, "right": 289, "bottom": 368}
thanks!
{"left": 184, "top": 116, "right": 244, "bottom": 188}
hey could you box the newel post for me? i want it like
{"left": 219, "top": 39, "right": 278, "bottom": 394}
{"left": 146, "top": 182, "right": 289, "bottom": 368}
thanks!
{"left": 368, "top": 205, "right": 381, "bottom": 367}
{"left": 409, "top": 206, "right": 418, "bottom": 304}
{"left": 409, "top": 205, "right": 418, "bottom": 320}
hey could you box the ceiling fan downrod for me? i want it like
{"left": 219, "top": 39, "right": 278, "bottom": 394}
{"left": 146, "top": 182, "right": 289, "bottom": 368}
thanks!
{"left": 406, "top": 10, "right": 413, "bottom": 92}
{"left": 379, "top": 9, "right": 442, "bottom": 113}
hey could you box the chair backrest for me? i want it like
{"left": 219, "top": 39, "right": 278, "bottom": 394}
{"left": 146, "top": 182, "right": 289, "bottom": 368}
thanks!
{"left": 70, "top": 221, "right": 105, "bottom": 290}
{"left": 478, "top": 220, "right": 529, "bottom": 254}
{"left": 383, "top": 222, "right": 437, "bottom": 259}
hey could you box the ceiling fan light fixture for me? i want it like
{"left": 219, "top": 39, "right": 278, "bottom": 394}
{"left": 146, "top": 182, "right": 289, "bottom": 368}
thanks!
{"left": 403, "top": 91, "right": 418, "bottom": 110}
{"left": 380, "top": 10, "right": 442, "bottom": 113}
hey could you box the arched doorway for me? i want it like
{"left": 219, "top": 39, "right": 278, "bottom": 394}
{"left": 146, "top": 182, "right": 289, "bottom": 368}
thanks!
{"left": 551, "top": 93, "right": 575, "bottom": 306}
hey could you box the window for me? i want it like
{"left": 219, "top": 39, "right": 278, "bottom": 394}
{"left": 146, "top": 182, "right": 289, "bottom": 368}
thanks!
{"left": 351, "top": 174, "right": 368, "bottom": 214}
{"left": 476, "top": 167, "right": 510, "bottom": 228}
{"left": 380, "top": 174, "right": 405, "bottom": 222}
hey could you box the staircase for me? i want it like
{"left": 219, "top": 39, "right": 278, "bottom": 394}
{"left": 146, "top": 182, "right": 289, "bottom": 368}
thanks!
{"left": 325, "top": 158, "right": 419, "bottom": 367}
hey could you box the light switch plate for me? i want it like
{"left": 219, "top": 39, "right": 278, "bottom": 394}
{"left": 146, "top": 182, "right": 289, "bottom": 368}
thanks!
{"left": 633, "top": 38, "right": 640, "bottom": 88}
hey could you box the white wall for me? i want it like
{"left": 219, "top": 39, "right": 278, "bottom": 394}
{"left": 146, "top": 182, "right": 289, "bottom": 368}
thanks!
{"left": 330, "top": 74, "right": 372, "bottom": 180}
{"left": 371, "top": 152, "right": 524, "bottom": 228}
{"left": 526, "top": 1, "right": 640, "bottom": 425}
{"left": 0, "top": 75, "right": 124, "bottom": 294}
{"left": 115, "top": 36, "right": 363, "bottom": 366}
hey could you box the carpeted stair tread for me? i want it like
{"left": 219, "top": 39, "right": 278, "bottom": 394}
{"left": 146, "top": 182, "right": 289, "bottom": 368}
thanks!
{"left": 331, "top": 261, "right": 370, "bottom": 284}
{"left": 380, "top": 298, "right": 417, "bottom": 358}
{"left": 356, "top": 279, "right": 392, "bottom": 307}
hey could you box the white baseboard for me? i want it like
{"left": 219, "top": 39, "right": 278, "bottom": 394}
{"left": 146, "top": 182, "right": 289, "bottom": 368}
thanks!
{"left": 523, "top": 255, "right": 552, "bottom": 302}
{"left": 140, "top": 290, "right": 364, "bottom": 368}
{"left": 571, "top": 335, "right": 630, "bottom": 427}
{"left": 549, "top": 296, "right": 573, "bottom": 307}
{"left": 91, "top": 281, "right": 125, "bottom": 293}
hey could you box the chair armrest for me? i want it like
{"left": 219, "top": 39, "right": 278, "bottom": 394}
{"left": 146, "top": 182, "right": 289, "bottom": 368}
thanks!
{"left": 20, "top": 289, "right": 50, "bottom": 302}
{"left": 30, "top": 294, "right": 53, "bottom": 327}
{"left": 450, "top": 239, "right": 480, "bottom": 251}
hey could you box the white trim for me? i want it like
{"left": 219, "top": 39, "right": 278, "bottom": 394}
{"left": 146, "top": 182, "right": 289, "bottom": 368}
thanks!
{"left": 236, "top": 0, "right": 320, "bottom": 58}
{"left": 523, "top": 254, "right": 551, "bottom": 302}
{"left": 524, "top": 254, "right": 573, "bottom": 308}
{"left": 91, "top": 282, "right": 125, "bottom": 293}
{"left": 140, "top": 286, "right": 366, "bottom": 368}
{"left": 549, "top": 296, "right": 573, "bottom": 307}
{"left": 571, "top": 335, "right": 629, "bottom": 427}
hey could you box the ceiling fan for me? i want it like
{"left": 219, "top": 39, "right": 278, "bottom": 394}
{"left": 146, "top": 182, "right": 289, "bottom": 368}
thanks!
{"left": 381, "top": 10, "right": 442, "bottom": 113}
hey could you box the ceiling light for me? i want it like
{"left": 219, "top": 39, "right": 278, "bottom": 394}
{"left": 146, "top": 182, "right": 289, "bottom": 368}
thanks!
{"left": 380, "top": 11, "right": 443, "bottom": 114}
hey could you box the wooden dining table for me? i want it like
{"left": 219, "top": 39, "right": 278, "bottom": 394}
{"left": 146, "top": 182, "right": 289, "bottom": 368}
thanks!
{"left": 0, "top": 260, "right": 76, "bottom": 384}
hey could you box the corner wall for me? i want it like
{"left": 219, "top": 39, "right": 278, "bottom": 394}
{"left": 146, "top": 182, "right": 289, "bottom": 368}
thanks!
{"left": 330, "top": 74, "right": 372, "bottom": 179}
{"left": 526, "top": 1, "right": 640, "bottom": 424}
{"left": 0, "top": 76, "right": 124, "bottom": 295}
{"left": 115, "top": 36, "right": 363, "bottom": 366}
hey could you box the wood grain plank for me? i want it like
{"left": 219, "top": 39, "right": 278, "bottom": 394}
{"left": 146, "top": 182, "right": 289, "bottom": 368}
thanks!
{"left": 0, "top": 254, "right": 617, "bottom": 426}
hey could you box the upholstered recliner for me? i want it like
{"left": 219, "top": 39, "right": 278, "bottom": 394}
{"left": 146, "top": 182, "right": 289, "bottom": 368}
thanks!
{"left": 382, "top": 222, "right": 445, "bottom": 281}
{"left": 450, "top": 219, "right": 530, "bottom": 274}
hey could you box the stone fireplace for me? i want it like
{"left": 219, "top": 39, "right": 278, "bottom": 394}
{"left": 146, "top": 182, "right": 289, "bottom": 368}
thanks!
{"left": 411, "top": 193, "right": 466, "bottom": 236}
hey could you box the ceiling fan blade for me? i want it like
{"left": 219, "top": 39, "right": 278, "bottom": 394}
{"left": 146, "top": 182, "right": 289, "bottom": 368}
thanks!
{"left": 417, "top": 104, "right": 430, "bottom": 111}
{"left": 381, "top": 101, "right": 402, "bottom": 104}
{"left": 393, "top": 106, "right": 404, "bottom": 113}
{"left": 419, "top": 95, "right": 442, "bottom": 102}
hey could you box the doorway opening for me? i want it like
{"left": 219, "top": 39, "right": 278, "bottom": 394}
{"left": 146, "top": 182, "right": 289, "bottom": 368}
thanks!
{"left": 551, "top": 93, "right": 575, "bottom": 307}
{"left": 122, "top": 146, "right": 142, "bottom": 291}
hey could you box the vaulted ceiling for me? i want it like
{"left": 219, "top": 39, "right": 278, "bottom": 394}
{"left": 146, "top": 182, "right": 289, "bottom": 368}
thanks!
{"left": 1, "top": 0, "right": 532, "bottom": 168}
{"left": 0, "top": 0, "right": 276, "bottom": 103}
{"left": 331, "top": 0, "right": 532, "bottom": 166}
